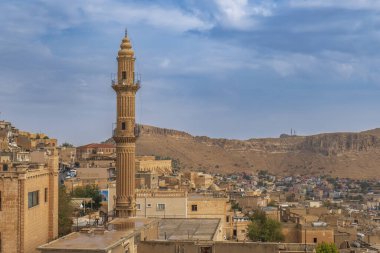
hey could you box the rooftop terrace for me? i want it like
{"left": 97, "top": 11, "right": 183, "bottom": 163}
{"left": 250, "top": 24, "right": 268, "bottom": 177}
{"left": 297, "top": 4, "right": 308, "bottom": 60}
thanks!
{"left": 158, "top": 218, "right": 221, "bottom": 241}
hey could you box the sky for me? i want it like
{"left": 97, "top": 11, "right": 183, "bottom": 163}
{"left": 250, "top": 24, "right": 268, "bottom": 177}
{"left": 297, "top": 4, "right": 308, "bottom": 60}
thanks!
{"left": 1, "top": 0, "right": 380, "bottom": 145}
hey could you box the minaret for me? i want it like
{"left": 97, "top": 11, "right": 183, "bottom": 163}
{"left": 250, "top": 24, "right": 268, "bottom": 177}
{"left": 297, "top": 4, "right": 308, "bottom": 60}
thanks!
{"left": 113, "top": 30, "right": 140, "bottom": 218}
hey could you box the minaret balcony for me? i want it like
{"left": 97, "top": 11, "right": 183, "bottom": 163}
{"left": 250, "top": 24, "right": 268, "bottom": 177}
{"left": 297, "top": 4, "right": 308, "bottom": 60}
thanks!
{"left": 111, "top": 79, "right": 140, "bottom": 92}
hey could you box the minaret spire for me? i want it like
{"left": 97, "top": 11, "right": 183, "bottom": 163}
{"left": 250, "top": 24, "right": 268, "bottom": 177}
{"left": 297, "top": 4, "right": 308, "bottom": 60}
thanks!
{"left": 112, "top": 31, "right": 140, "bottom": 218}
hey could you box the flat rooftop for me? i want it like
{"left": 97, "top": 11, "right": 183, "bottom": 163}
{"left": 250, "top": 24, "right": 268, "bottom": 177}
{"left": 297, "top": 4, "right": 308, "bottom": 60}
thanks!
{"left": 38, "top": 217, "right": 155, "bottom": 251}
{"left": 159, "top": 218, "right": 220, "bottom": 241}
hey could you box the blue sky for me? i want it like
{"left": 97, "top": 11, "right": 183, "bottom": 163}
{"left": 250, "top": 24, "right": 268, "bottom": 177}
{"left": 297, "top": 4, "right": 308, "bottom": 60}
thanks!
{"left": 1, "top": 0, "right": 380, "bottom": 145}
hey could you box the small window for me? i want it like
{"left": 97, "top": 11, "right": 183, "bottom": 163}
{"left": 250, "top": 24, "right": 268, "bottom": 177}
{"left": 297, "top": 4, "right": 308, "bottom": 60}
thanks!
{"left": 226, "top": 215, "right": 230, "bottom": 223}
{"left": 191, "top": 204, "right": 197, "bottom": 211}
{"left": 313, "top": 237, "right": 317, "bottom": 243}
{"left": 122, "top": 71, "right": 127, "bottom": 80}
{"left": 147, "top": 203, "right": 152, "bottom": 208}
{"left": 2, "top": 164, "right": 7, "bottom": 172}
{"left": 200, "top": 247, "right": 212, "bottom": 253}
{"left": 136, "top": 204, "right": 141, "bottom": 210}
{"left": 122, "top": 122, "right": 126, "bottom": 130}
{"left": 44, "top": 188, "right": 48, "bottom": 203}
{"left": 157, "top": 204, "right": 165, "bottom": 211}
{"left": 28, "top": 191, "right": 39, "bottom": 208}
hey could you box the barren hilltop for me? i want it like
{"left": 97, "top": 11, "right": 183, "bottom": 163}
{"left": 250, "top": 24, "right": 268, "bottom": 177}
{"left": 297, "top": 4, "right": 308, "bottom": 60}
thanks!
{"left": 108, "top": 125, "right": 380, "bottom": 179}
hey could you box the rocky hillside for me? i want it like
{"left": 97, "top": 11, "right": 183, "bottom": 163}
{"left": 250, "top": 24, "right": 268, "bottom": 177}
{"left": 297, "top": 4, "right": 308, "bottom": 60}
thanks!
{"left": 108, "top": 124, "right": 380, "bottom": 179}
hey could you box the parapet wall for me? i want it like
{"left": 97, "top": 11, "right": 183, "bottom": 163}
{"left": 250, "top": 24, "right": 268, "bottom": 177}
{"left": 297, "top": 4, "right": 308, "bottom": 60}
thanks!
{"left": 138, "top": 241, "right": 316, "bottom": 253}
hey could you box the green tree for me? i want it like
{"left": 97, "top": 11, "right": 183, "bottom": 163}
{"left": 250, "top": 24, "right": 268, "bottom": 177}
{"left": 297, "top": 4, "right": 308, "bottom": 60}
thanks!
{"left": 247, "top": 210, "right": 284, "bottom": 242}
{"left": 61, "top": 142, "right": 74, "bottom": 148}
{"left": 315, "top": 242, "right": 338, "bottom": 253}
{"left": 231, "top": 202, "right": 242, "bottom": 211}
{"left": 72, "top": 185, "right": 102, "bottom": 209}
{"left": 59, "top": 186, "right": 73, "bottom": 236}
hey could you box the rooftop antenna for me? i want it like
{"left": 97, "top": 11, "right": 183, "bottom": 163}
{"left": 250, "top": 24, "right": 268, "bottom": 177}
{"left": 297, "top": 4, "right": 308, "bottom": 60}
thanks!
{"left": 124, "top": 28, "right": 128, "bottom": 37}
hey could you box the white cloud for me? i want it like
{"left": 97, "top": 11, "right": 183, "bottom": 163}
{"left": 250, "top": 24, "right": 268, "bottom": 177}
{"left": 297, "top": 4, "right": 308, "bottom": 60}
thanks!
{"left": 266, "top": 53, "right": 317, "bottom": 77}
{"left": 0, "top": 0, "right": 213, "bottom": 42}
{"left": 79, "top": 1, "right": 214, "bottom": 32}
{"left": 159, "top": 58, "right": 171, "bottom": 68}
{"left": 289, "top": 0, "right": 380, "bottom": 10}
{"left": 214, "top": 0, "right": 275, "bottom": 30}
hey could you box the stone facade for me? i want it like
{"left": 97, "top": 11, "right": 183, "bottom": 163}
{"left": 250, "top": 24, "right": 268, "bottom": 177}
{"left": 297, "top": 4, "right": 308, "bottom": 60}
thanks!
{"left": 184, "top": 172, "right": 213, "bottom": 189}
{"left": 0, "top": 149, "right": 58, "bottom": 253}
{"left": 57, "top": 147, "right": 76, "bottom": 165}
{"left": 135, "top": 171, "right": 158, "bottom": 189}
{"left": 138, "top": 241, "right": 316, "bottom": 253}
{"left": 135, "top": 190, "right": 187, "bottom": 218}
{"left": 299, "top": 225, "right": 334, "bottom": 244}
{"left": 135, "top": 157, "right": 172, "bottom": 174}
{"left": 187, "top": 195, "right": 232, "bottom": 238}
{"left": 76, "top": 143, "right": 115, "bottom": 161}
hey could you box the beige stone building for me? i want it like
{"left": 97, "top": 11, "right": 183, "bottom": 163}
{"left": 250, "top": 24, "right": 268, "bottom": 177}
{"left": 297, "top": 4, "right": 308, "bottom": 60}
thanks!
{"left": 280, "top": 206, "right": 335, "bottom": 244}
{"left": 184, "top": 172, "right": 214, "bottom": 189}
{"left": 235, "top": 195, "right": 268, "bottom": 211}
{"left": 76, "top": 143, "right": 116, "bottom": 160}
{"left": 104, "top": 185, "right": 237, "bottom": 237}
{"left": 57, "top": 146, "right": 76, "bottom": 165}
{"left": 135, "top": 171, "right": 158, "bottom": 189}
{"left": 16, "top": 132, "right": 57, "bottom": 151}
{"left": 0, "top": 123, "right": 9, "bottom": 150}
{"left": 187, "top": 194, "right": 235, "bottom": 238}
{"left": 0, "top": 149, "right": 59, "bottom": 253}
{"left": 136, "top": 190, "right": 188, "bottom": 218}
{"left": 64, "top": 167, "right": 115, "bottom": 193}
{"left": 136, "top": 156, "right": 172, "bottom": 174}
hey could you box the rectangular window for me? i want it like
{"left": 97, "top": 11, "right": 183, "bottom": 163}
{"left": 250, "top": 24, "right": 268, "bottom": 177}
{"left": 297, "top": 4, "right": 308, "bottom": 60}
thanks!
{"left": 226, "top": 216, "right": 230, "bottom": 223}
{"left": 157, "top": 204, "right": 165, "bottom": 211}
{"left": 122, "top": 71, "right": 127, "bottom": 80}
{"left": 200, "top": 247, "right": 212, "bottom": 253}
{"left": 28, "top": 191, "right": 39, "bottom": 208}
{"left": 2, "top": 164, "right": 7, "bottom": 172}
{"left": 44, "top": 188, "right": 48, "bottom": 203}
{"left": 313, "top": 238, "right": 317, "bottom": 243}
{"left": 147, "top": 203, "right": 152, "bottom": 208}
{"left": 122, "top": 122, "right": 126, "bottom": 130}
{"left": 191, "top": 204, "right": 197, "bottom": 211}
{"left": 136, "top": 204, "right": 141, "bottom": 210}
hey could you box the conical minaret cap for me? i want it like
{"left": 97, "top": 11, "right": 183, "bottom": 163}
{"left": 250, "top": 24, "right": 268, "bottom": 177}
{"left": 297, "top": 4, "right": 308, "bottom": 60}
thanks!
{"left": 118, "top": 35, "right": 134, "bottom": 57}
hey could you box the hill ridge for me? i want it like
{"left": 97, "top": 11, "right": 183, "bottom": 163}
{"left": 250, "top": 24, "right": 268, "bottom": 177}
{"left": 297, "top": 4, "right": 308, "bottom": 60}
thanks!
{"left": 107, "top": 124, "right": 380, "bottom": 179}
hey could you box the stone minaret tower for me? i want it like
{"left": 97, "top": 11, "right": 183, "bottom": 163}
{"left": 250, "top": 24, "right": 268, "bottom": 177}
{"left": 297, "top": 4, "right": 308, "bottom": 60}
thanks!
{"left": 113, "top": 31, "right": 140, "bottom": 218}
